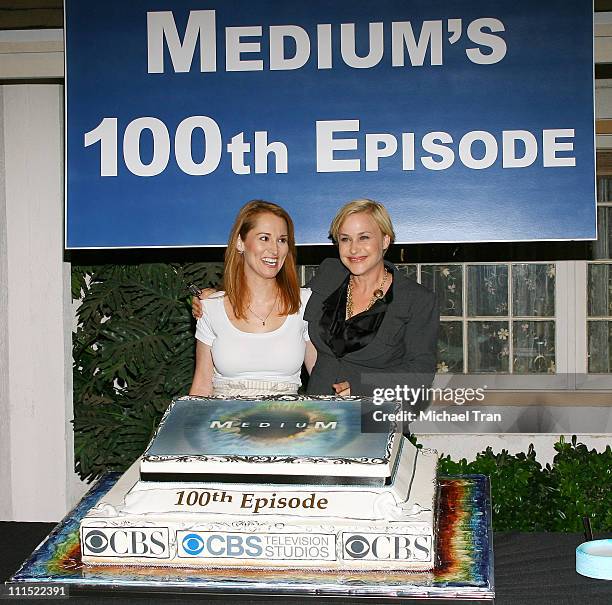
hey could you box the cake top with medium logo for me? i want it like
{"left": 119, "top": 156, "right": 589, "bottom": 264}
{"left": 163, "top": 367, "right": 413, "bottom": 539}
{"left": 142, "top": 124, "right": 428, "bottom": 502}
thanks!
{"left": 141, "top": 397, "right": 399, "bottom": 483}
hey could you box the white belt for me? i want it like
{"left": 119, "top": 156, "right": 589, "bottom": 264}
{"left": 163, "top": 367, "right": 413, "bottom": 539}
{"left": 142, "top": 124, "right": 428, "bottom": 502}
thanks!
{"left": 212, "top": 379, "right": 299, "bottom": 397}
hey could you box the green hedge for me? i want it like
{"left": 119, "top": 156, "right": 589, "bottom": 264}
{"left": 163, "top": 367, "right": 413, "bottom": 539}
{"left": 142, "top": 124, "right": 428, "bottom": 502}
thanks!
{"left": 72, "top": 263, "right": 612, "bottom": 532}
{"left": 438, "top": 437, "right": 612, "bottom": 532}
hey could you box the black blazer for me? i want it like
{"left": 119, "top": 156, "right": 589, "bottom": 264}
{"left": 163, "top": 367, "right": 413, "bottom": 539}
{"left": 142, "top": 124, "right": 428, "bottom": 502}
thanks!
{"left": 304, "top": 258, "right": 439, "bottom": 403}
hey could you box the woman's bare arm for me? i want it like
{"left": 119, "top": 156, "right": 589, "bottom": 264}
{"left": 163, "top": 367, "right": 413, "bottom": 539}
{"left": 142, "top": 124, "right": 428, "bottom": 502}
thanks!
{"left": 189, "top": 340, "right": 215, "bottom": 396}
{"left": 304, "top": 340, "right": 317, "bottom": 375}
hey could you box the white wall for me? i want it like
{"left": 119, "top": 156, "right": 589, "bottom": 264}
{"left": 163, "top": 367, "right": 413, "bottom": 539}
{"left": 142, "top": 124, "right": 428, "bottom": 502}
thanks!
{"left": 0, "top": 89, "right": 11, "bottom": 520}
{"left": 0, "top": 83, "right": 85, "bottom": 521}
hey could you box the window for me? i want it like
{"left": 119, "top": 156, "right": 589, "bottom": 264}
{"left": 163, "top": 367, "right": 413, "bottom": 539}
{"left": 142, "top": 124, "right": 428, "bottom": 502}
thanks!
{"left": 418, "top": 263, "right": 556, "bottom": 375}
{"left": 585, "top": 175, "right": 612, "bottom": 377}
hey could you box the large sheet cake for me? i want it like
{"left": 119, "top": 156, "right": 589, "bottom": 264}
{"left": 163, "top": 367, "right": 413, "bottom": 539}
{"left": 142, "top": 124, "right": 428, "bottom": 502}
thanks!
{"left": 80, "top": 397, "right": 438, "bottom": 571}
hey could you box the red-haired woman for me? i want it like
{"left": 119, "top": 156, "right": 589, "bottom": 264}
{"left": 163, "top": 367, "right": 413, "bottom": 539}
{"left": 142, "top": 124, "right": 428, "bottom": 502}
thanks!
{"left": 189, "top": 200, "right": 316, "bottom": 397}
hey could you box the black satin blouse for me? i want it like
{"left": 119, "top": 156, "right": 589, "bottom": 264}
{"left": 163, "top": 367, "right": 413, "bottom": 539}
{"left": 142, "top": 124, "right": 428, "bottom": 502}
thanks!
{"left": 320, "top": 276, "right": 393, "bottom": 358}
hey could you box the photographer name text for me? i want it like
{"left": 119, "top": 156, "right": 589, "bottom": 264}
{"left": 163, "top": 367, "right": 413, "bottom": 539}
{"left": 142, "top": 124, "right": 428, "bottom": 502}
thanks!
{"left": 373, "top": 409, "right": 501, "bottom": 423}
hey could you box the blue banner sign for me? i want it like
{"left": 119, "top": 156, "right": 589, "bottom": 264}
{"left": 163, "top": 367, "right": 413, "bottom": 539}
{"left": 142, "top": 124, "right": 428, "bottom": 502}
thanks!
{"left": 65, "top": 0, "right": 595, "bottom": 248}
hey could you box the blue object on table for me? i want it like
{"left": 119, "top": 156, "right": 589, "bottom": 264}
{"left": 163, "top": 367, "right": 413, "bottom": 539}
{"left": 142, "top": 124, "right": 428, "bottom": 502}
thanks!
{"left": 576, "top": 539, "right": 612, "bottom": 580}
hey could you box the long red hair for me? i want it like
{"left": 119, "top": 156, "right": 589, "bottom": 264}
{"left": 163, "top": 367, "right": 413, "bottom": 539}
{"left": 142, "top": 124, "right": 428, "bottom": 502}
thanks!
{"left": 222, "top": 200, "right": 300, "bottom": 320}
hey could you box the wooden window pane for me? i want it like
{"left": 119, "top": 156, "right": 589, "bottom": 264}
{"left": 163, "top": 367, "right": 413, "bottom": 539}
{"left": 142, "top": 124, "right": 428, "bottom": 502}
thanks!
{"left": 395, "top": 264, "right": 418, "bottom": 281}
{"left": 467, "top": 265, "right": 508, "bottom": 317}
{"left": 421, "top": 265, "right": 463, "bottom": 317}
{"left": 512, "top": 264, "right": 555, "bottom": 317}
{"left": 513, "top": 321, "right": 555, "bottom": 374}
{"left": 588, "top": 320, "right": 612, "bottom": 373}
{"left": 467, "top": 321, "right": 510, "bottom": 373}
{"left": 437, "top": 321, "right": 463, "bottom": 374}
{"left": 587, "top": 264, "right": 612, "bottom": 317}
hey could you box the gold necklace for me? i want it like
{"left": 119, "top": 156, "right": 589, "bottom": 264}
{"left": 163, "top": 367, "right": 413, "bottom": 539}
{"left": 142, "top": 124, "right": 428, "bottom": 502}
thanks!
{"left": 346, "top": 267, "right": 388, "bottom": 320}
{"left": 248, "top": 292, "right": 278, "bottom": 326}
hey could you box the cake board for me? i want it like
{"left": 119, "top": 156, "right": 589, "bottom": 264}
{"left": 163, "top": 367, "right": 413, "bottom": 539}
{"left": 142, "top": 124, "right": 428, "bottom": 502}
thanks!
{"left": 9, "top": 473, "right": 494, "bottom": 601}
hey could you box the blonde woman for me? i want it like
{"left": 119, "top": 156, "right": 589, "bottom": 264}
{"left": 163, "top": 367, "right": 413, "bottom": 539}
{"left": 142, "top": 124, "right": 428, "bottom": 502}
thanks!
{"left": 303, "top": 200, "right": 438, "bottom": 405}
{"left": 189, "top": 200, "right": 316, "bottom": 398}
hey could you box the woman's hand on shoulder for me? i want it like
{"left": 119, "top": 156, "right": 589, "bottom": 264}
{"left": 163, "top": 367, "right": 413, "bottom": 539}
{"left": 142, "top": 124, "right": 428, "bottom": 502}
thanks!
{"left": 191, "top": 288, "right": 216, "bottom": 319}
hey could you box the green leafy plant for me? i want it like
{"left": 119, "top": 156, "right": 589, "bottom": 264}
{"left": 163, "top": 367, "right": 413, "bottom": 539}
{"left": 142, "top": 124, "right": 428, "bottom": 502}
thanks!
{"left": 439, "top": 445, "right": 556, "bottom": 531}
{"left": 546, "top": 435, "right": 612, "bottom": 532}
{"left": 438, "top": 438, "right": 612, "bottom": 532}
{"left": 72, "top": 262, "right": 222, "bottom": 482}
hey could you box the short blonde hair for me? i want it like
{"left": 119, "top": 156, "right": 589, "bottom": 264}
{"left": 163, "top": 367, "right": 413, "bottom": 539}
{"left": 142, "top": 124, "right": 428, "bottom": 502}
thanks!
{"left": 329, "top": 199, "right": 396, "bottom": 245}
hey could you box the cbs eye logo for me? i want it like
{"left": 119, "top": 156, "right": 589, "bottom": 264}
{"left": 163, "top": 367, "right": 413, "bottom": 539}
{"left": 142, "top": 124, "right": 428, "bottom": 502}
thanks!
{"left": 344, "top": 535, "right": 370, "bottom": 559}
{"left": 83, "top": 530, "right": 109, "bottom": 554}
{"left": 182, "top": 533, "right": 205, "bottom": 555}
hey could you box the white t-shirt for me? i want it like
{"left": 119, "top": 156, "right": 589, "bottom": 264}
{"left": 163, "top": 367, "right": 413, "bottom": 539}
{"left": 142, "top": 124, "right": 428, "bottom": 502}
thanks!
{"left": 195, "top": 288, "right": 311, "bottom": 386}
